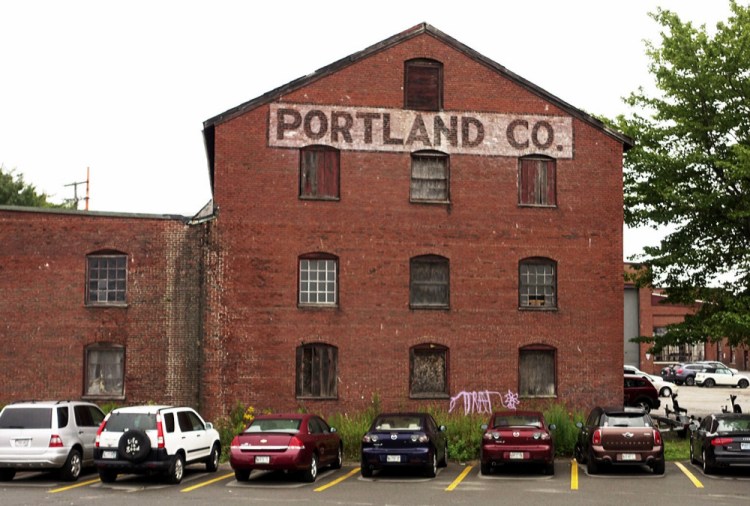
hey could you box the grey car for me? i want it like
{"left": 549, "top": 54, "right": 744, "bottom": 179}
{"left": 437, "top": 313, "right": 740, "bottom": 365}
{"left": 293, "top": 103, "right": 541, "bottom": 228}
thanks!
{"left": 0, "top": 400, "right": 105, "bottom": 481}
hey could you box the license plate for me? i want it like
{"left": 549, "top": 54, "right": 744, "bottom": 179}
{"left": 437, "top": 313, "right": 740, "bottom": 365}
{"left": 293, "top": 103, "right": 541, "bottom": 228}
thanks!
{"left": 621, "top": 453, "right": 636, "bottom": 461}
{"left": 102, "top": 451, "right": 117, "bottom": 459}
{"left": 255, "top": 456, "right": 270, "bottom": 464}
{"left": 741, "top": 443, "right": 750, "bottom": 450}
{"left": 386, "top": 455, "right": 401, "bottom": 463}
{"left": 13, "top": 439, "right": 30, "bottom": 448}
{"left": 509, "top": 452, "right": 524, "bottom": 460}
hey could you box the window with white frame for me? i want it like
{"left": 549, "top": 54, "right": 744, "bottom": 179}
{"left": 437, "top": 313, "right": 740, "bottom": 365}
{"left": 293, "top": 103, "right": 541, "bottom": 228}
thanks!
{"left": 86, "top": 253, "right": 127, "bottom": 305}
{"left": 299, "top": 254, "right": 338, "bottom": 306}
{"left": 519, "top": 258, "right": 557, "bottom": 309}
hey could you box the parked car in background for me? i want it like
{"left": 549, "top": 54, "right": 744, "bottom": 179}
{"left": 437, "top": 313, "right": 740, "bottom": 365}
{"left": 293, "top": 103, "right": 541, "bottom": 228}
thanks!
{"left": 624, "top": 374, "right": 661, "bottom": 413}
{"left": 624, "top": 365, "right": 677, "bottom": 397}
{"left": 479, "top": 411, "right": 555, "bottom": 475}
{"left": 360, "top": 412, "right": 447, "bottom": 478}
{"left": 690, "top": 413, "right": 750, "bottom": 473}
{"left": 229, "top": 413, "right": 342, "bottom": 482}
{"left": 664, "top": 363, "right": 714, "bottom": 386}
{"left": 0, "top": 400, "right": 105, "bottom": 482}
{"left": 575, "top": 406, "right": 664, "bottom": 475}
{"left": 695, "top": 368, "right": 750, "bottom": 388}
{"left": 695, "top": 361, "right": 739, "bottom": 374}
{"left": 94, "top": 405, "right": 221, "bottom": 484}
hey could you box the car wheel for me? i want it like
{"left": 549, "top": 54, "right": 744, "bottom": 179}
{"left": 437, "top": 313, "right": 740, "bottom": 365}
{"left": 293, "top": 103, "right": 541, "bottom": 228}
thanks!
{"left": 166, "top": 453, "right": 185, "bottom": 484}
{"left": 574, "top": 443, "right": 585, "bottom": 463}
{"left": 205, "top": 443, "right": 220, "bottom": 472}
{"left": 424, "top": 451, "right": 437, "bottom": 478}
{"left": 685, "top": 376, "right": 695, "bottom": 386}
{"left": 332, "top": 444, "right": 343, "bottom": 469}
{"left": 360, "top": 461, "right": 373, "bottom": 478}
{"left": 0, "top": 469, "right": 16, "bottom": 481}
{"left": 480, "top": 461, "right": 491, "bottom": 475}
{"left": 439, "top": 442, "right": 448, "bottom": 467}
{"left": 587, "top": 449, "right": 599, "bottom": 475}
{"left": 98, "top": 470, "right": 117, "bottom": 483}
{"left": 234, "top": 469, "right": 251, "bottom": 481}
{"left": 301, "top": 453, "right": 318, "bottom": 483}
{"left": 690, "top": 442, "right": 699, "bottom": 465}
{"left": 739, "top": 379, "right": 749, "bottom": 389}
{"left": 118, "top": 429, "right": 151, "bottom": 463}
{"left": 59, "top": 448, "right": 82, "bottom": 481}
{"left": 704, "top": 378, "right": 715, "bottom": 388}
{"left": 660, "top": 386, "right": 672, "bottom": 397}
{"left": 636, "top": 398, "right": 652, "bottom": 413}
{"left": 702, "top": 450, "right": 713, "bottom": 474}
{"left": 652, "top": 459, "right": 665, "bottom": 475}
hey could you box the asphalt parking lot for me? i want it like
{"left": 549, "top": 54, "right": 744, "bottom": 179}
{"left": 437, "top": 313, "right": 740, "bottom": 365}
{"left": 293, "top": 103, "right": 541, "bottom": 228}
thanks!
{"left": 659, "top": 381, "right": 750, "bottom": 418}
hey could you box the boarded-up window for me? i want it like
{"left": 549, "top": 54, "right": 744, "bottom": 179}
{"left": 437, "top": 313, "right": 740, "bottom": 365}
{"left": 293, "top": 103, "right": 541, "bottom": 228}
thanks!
{"left": 411, "top": 151, "right": 449, "bottom": 202}
{"left": 410, "top": 255, "right": 449, "bottom": 308}
{"left": 519, "top": 258, "right": 556, "bottom": 308}
{"left": 300, "top": 145, "right": 340, "bottom": 199}
{"left": 519, "top": 157, "right": 556, "bottom": 206}
{"left": 299, "top": 254, "right": 338, "bottom": 306}
{"left": 410, "top": 344, "right": 448, "bottom": 397}
{"left": 519, "top": 346, "right": 556, "bottom": 397}
{"left": 296, "top": 343, "right": 338, "bottom": 399}
{"left": 405, "top": 59, "right": 443, "bottom": 111}
{"left": 86, "top": 253, "right": 127, "bottom": 305}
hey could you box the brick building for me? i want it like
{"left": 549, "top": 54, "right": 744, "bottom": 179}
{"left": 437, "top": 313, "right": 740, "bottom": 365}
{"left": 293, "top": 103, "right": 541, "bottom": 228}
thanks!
{"left": 1, "top": 24, "right": 632, "bottom": 418}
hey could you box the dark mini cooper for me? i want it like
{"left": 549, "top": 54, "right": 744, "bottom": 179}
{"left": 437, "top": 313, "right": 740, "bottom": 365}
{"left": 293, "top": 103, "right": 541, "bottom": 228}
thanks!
{"left": 690, "top": 413, "right": 750, "bottom": 473}
{"left": 479, "top": 411, "right": 555, "bottom": 475}
{"left": 360, "top": 412, "right": 448, "bottom": 477}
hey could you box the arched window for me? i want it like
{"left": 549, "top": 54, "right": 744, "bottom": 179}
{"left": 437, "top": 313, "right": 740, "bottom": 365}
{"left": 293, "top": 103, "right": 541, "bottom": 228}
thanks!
{"left": 410, "top": 255, "right": 449, "bottom": 308}
{"left": 300, "top": 145, "right": 340, "bottom": 200}
{"left": 519, "top": 257, "right": 557, "bottom": 309}
{"left": 298, "top": 253, "right": 338, "bottom": 306}
{"left": 410, "top": 343, "right": 449, "bottom": 398}
{"left": 519, "top": 344, "right": 556, "bottom": 397}
{"left": 404, "top": 59, "right": 443, "bottom": 111}
{"left": 519, "top": 155, "right": 556, "bottom": 206}
{"left": 411, "top": 150, "right": 449, "bottom": 203}
{"left": 296, "top": 343, "right": 338, "bottom": 399}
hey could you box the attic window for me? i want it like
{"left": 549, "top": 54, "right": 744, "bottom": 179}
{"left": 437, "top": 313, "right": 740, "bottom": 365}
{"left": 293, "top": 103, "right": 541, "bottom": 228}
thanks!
{"left": 405, "top": 59, "right": 443, "bottom": 111}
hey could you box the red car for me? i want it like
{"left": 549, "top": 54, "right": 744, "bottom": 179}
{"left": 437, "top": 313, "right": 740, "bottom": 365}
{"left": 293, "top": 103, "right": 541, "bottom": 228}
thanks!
{"left": 229, "top": 413, "right": 342, "bottom": 482}
{"left": 479, "top": 411, "right": 556, "bottom": 475}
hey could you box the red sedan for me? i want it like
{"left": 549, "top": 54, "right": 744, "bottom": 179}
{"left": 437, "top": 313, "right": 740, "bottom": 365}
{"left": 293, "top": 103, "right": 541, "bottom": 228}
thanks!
{"left": 480, "top": 411, "right": 556, "bottom": 475}
{"left": 229, "top": 413, "right": 342, "bottom": 482}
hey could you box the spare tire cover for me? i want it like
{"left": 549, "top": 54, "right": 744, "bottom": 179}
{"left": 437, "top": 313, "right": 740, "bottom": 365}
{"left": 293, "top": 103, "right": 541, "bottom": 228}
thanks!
{"left": 118, "top": 429, "right": 152, "bottom": 463}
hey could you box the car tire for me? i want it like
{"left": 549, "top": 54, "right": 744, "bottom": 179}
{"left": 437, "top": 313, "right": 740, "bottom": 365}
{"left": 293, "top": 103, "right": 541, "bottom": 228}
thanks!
{"left": 301, "top": 453, "right": 318, "bottom": 483}
{"left": 702, "top": 450, "right": 713, "bottom": 474}
{"left": 690, "top": 442, "right": 699, "bottom": 465}
{"left": 360, "top": 462, "right": 373, "bottom": 478}
{"left": 652, "top": 459, "right": 665, "bottom": 475}
{"left": 636, "top": 398, "right": 652, "bottom": 413}
{"left": 234, "top": 469, "right": 251, "bottom": 481}
{"left": 59, "top": 448, "right": 82, "bottom": 481}
{"left": 544, "top": 461, "right": 555, "bottom": 476}
{"left": 0, "top": 469, "right": 16, "bottom": 481}
{"left": 205, "top": 443, "right": 220, "bottom": 472}
{"left": 332, "top": 444, "right": 343, "bottom": 469}
{"left": 685, "top": 376, "right": 695, "bottom": 386}
{"left": 424, "top": 451, "right": 437, "bottom": 478}
{"left": 587, "top": 450, "right": 599, "bottom": 475}
{"left": 166, "top": 453, "right": 185, "bottom": 484}
{"left": 574, "top": 443, "right": 584, "bottom": 463}
{"left": 118, "top": 429, "right": 151, "bottom": 463}
{"left": 98, "top": 470, "right": 117, "bottom": 483}
{"left": 439, "top": 442, "right": 448, "bottom": 467}
{"left": 480, "top": 462, "right": 491, "bottom": 475}
{"left": 739, "top": 379, "right": 749, "bottom": 389}
{"left": 704, "top": 378, "right": 715, "bottom": 388}
{"left": 660, "top": 386, "right": 672, "bottom": 397}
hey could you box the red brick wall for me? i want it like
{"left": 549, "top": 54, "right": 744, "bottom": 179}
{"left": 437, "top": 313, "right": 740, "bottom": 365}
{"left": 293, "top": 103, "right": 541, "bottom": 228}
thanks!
{"left": 203, "top": 32, "right": 625, "bottom": 418}
{"left": 0, "top": 208, "right": 204, "bottom": 408}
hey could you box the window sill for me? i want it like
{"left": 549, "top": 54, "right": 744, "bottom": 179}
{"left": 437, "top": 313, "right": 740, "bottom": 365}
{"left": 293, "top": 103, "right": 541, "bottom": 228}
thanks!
{"left": 518, "top": 306, "right": 558, "bottom": 312}
{"left": 298, "top": 304, "right": 338, "bottom": 310}
{"left": 410, "top": 393, "right": 450, "bottom": 400}
{"left": 299, "top": 196, "right": 340, "bottom": 202}
{"left": 410, "top": 304, "right": 450, "bottom": 311}
{"left": 82, "top": 394, "right": 126, "bottom": 401}
{"left": 518, "top": 203, "right": 557, "bottom": 208}
{"left": 85, "top": 303, "right": 128, "bottom": 309}
{"left": 409, "top": 199, "right": 450, "bottom": 205}
{"left": 295, "top": 396, "right": 338, "bottom": 401}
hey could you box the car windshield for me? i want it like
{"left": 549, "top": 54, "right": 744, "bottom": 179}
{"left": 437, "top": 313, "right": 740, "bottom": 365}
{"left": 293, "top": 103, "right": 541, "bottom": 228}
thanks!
{"left": 492, "top": 415, "right": 542, "bottom": 428}
{"left": 0, "top": 407, "right": 52, "bottom": 429}
{"left": 245, "top": 418, "right": 301, "bottom": 433}
{"left": 716, "top": 418, "right": 750, "bottom": 433}
{"left": 104, "top": 412, "right": 157, "bottom": 432}
{"left": 601, "top": 414, "right": 650, "bottom": 427}
{"left": 374, "top": 416, "right": 422, "bottom": 431}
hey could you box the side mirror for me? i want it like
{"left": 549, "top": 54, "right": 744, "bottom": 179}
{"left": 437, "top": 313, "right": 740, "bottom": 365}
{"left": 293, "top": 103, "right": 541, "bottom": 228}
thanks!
{"left": 549, "top": 424, "right": 557, "bottom": 431}
{"left": 439, "top": 425, "right": 447, "bottom": 432}
{"left": 575, "top": 421, "right": 583, "bottom": 429}
{"left": 330, "top": 427, "right": 337, "bottom": 433}
{"left": 480, "top": 423, "right": 488, "bottom": 430}
{"left": 205, "top": 422, "right": 214, "bottom": 430}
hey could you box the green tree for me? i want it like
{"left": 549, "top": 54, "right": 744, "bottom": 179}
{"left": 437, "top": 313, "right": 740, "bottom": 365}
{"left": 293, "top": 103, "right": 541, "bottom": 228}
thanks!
{"left": 617, "top": 1, "right": 750, "bottom": 351}
{"left": 0, "top": 165, "right": 70, "bottom": 208}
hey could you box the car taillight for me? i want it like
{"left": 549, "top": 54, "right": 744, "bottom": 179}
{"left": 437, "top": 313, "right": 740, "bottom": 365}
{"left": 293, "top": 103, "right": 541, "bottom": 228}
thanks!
{"left": 592, "top": 429, "right": 601, "bottom": 445}
{"left": 363, "top": 434, "right": 379, "bottom": 443}
{"left": 676, "top": 368, "right": 684, "bottom": 374}
{"left": 156, "top": 414, "right": 165, "bottom": 449}
{"left": 95, "top": 416, "right": 108, "bottom": 448}
{"left": 411, "top": 434, "right": 429, "bottom": 443}
{"left": 653, "top": 430, "right": 662, "bottom": 445}
{"left": 49, "top": 435, "right": 64, "bottom": 447}
{"left": 711, "top": 437, "right": 733, "bottom": 446}
{"left": 288, "top": 436, "right": 305, "bottom": 450}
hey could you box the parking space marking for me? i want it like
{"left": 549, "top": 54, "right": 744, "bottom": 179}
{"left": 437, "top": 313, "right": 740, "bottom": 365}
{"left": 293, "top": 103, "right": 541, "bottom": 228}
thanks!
{"left": 314, "top": 467, "right": 360, "bottom": 492}
{"left": 571, "top": 459, "right": 578, "bottom": 490}
{"left": 674, "top": 462, "right": 704, "bottom": 488}
{"left": 180, "top": 472, "right": 234, "bottom": 492}
{"left": 48, "top": 477, "right": 101, "bottom": 494}
{"left": 445, "top": 464, "right": 472, "bottom": 491}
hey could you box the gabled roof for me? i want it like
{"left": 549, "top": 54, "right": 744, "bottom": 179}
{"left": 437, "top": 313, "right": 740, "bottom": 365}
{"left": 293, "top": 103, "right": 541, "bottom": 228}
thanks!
{"left": 202, "top": 22, "right": 633, "bottom": 192}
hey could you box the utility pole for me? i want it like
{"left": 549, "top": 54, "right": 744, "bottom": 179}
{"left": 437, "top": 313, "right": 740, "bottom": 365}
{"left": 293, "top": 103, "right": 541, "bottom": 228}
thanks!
{"left": 64, "top": 167, "right": 90, "bottom": 210}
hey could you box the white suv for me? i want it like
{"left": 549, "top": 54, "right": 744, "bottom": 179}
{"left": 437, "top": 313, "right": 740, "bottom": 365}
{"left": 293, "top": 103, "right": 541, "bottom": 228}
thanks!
{"left": 94, "top": 405, "right": 221, "bottom": 484}
{"left": 0, "top": 400, "right": 105, "bottom": 481}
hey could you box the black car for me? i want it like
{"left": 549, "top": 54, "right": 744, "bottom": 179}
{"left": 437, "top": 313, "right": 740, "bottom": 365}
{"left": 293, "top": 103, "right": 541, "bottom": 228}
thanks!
{"left": 690, "top": 413, "right": 750, "bottom": 473}
{"left": 360, "top": 412, "right": 448, "bottom": 477}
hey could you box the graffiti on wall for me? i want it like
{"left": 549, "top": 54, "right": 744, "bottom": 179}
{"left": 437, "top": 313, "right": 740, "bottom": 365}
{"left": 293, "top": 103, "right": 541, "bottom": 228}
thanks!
{"left": 448, "top": 389, "right": 520, "bottom": 416}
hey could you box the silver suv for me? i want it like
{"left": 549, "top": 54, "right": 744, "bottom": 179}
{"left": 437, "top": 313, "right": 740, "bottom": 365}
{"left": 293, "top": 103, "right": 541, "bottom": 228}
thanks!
{"left": 0, "top": 400, "right": 105, "bottom": 481}
{"left": 94, "top": 405, "right": 221, "bottom": 484}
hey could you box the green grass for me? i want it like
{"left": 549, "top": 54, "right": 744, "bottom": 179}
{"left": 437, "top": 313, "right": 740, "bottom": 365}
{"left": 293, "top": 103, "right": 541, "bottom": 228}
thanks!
{"left": 663, "top": 433, "right": 691, "bottom": 461}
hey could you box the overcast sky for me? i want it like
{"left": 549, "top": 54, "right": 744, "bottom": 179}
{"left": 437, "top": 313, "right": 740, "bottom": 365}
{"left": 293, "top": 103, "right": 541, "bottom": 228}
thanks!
{"left": 0, "top": 1, "right": 738, "bottom": 259}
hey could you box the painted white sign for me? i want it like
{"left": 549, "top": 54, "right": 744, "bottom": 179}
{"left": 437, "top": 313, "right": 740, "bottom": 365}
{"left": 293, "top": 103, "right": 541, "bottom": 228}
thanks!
{"left": 269, "top": 103, "right": 573, "bottom": 158}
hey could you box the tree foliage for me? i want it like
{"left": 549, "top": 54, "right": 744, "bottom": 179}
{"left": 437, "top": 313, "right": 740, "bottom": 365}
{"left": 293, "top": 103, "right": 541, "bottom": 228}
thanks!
{"left": 0, "top": 165, "right": 70, "bottom": 208}
{"left": 617, "top": 1, "right": 750, "bottom": 351}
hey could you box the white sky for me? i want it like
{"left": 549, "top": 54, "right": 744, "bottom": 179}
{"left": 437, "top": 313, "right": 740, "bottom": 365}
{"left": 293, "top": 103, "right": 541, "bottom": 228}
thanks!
{"left": 0, "top": 0, "right": 738, "bottom": 259}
